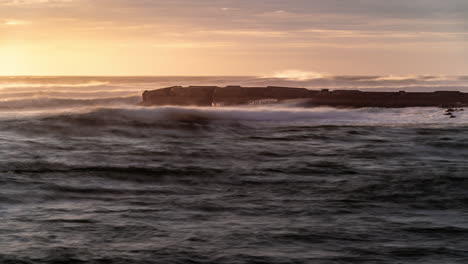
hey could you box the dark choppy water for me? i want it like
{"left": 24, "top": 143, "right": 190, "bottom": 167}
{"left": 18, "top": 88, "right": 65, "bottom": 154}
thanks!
{"left": 1, "top": 76, "right": 468, "bottom": 264}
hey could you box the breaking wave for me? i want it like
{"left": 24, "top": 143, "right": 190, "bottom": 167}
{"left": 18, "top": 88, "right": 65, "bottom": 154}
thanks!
{"left": 0, "top": 90, "right": 139, "bottom": 100}
{"left": 265, "top": 70, "right": 327, "bottom": 81}
{"left": 0, "top": 96, "right": 140, "bottom": 110}
{"left": 2, "top": 105, "right": 466, "bottom": 139}
{"left": 0, "top": 81, "right": 109, "bottom": 89}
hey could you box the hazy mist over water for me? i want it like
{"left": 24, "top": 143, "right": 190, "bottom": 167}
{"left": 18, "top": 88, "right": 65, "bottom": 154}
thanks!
{"left": 1, "top": 76, "right": 468, "bottom": 264}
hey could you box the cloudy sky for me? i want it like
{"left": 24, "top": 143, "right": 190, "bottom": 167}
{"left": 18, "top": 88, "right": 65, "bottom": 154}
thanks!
{"left": 1, "top": 0, "right": 467, "bottom": 75}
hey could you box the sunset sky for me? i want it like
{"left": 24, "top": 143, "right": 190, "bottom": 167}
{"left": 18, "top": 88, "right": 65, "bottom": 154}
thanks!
{"left": 1, "top": 0, "right": 467, "bottom": 76}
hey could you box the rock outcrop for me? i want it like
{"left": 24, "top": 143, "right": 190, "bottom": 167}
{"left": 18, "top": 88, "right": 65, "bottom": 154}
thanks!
{"left": 140, "top": 86, "right": 468, "bottom": 108}
{"left": 142, "top": 86, "right": 216, "bottom": 106}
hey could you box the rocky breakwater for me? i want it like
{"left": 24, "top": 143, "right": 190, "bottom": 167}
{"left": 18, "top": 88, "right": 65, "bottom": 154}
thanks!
{"left": 212, "top": 86, "right": 310, "bottom": 106}
{"left": 304, "top": 90, "right": 468, "bottom": 108}
{"left": 141, "top": 86, "right": 217, "bottom": 106}
{"left": 140, "top": 86, "right": 468, "bottom": 108}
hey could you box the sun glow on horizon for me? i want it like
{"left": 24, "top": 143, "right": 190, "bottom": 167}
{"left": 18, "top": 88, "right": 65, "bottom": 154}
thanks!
{"left": 0, "top": 45, "right": 28, "bottom": 76}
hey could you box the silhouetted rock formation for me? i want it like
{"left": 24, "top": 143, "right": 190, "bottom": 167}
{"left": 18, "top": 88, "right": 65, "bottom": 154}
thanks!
{"left": 142, "top": 86, "right": 217, "bottom": 106}
{"left": 141, "top": 86, "right": 468, "bottom": 108}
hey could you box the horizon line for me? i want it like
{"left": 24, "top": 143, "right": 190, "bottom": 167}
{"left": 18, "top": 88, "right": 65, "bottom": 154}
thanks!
{"left": 1, "top": 74, "right": 467, "bottom": 78}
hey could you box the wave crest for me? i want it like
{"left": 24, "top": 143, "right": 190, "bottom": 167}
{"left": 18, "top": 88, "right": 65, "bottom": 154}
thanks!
{"left": 1, "top": 105, "right": 465, "bottom": 137}
{"left": 265, "top": 70, "right": 326, "bottom": 81}
{"left": 0, "top": 96, "right": 140, "bottom": 110}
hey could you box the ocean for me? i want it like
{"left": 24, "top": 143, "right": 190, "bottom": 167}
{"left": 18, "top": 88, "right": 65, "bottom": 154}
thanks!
{"left": 0, "top": 76, "right": 467, "bottom": 264}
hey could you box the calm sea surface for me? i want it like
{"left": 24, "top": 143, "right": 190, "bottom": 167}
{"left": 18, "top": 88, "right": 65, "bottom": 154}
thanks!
{"left": 0, "top": 76, "right": 467, "bottom": 263}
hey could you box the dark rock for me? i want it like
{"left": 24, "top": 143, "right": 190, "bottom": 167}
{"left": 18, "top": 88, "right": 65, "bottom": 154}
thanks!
{"left": 140, "top": 86, "right": 468, "bottom": 108}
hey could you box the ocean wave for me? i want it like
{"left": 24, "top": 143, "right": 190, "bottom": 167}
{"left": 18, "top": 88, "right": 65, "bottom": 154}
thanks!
{"left": 0, "top": 105, "right": 466, "bottom": 139}
{"left": 0, "top": 84, "right": 143, "bottom": 93}
{"left": 372, "top": 75, "right": 456, "bottom": 82}
{"left": 0, "top": 81, "right": 109, "bottom": 89}
{"left": 0, "top": 90, "right": 140, "bottom": 100}
{"left": 241, "top": 75, "right": 468, "bottom": 90}
{"left": 0, "top": 96, "right": 140, "bottom": 110}
{"left": 263, "top": 70, "right": 327, "bottom": 81}
{"left": 19, "top": 106, "right": 378, "bottom": 126}
{"left": 16, "top": 105, "right": 468, "bottom": 124}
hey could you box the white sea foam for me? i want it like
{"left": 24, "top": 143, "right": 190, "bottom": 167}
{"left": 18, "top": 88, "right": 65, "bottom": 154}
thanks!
{"left": 265, "top": 70, "right": 327, "bottom": 81}
{"left": 372, "top": 75, "right": 456, "bottom": 82}
{"left": 130, "top": 105, "right": 467, "bottom": 125}
{"left": 18, "top": 105, "right": 462, "bottom": 128}
{"left": 0, "top": 96, "right": 140, "bottom": 111}
{"left": 0, "top": 81, "right": 109, "bottom": 89}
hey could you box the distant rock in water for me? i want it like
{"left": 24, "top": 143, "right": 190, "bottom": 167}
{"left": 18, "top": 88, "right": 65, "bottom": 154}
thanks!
{"left": 140, "top": 86, "right": 468, "bottom": 108}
